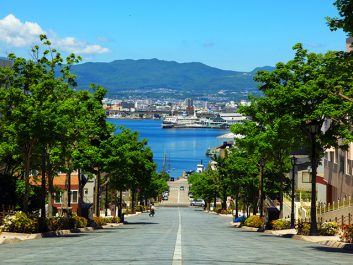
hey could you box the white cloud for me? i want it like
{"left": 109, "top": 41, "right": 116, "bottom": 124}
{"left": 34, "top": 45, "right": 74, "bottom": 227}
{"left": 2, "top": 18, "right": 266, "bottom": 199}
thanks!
{"left": 0, "top": 14, "right": 109, "bottom": 54}
{"left": 55, "top": 37, "right": 109, "bottom": 54}
{"left": 0, "top": 14, "right": 44, "bottom": 47}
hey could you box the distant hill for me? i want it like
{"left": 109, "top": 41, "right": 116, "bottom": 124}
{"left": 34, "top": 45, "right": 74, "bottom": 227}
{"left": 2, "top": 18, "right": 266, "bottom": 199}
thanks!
{"left": 70, "top": 59, "right": 274, "bottom": 99}
{"left": 0, "top": 58, "right": 12, "bottom": 67}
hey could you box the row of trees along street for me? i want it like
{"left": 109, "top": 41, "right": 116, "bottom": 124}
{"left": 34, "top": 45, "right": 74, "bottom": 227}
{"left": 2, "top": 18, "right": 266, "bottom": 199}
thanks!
{"left": 0, "top": 35, "right": 168, "bottom": 220}
{"left": 188, "top": 0, "right": 353, "bottom": 235}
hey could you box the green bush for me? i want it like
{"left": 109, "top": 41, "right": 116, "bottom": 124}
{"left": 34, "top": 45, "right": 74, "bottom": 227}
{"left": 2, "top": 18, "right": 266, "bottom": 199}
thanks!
{"left": 214, "top": 207, "right": 222, "bottom": 214}
{"left": 320, "top": 222, "right": 338, "bottom": 236}
{"left": 2, "top": 212, "right": 39, "bottom": 233}
{"left": 135, "top": 205, "right": 144, "bottom": 212}
{"left": 244, "top": 215, "right": 265, "bottom": 228}
{"left": 47, "top": 217, "right": 60, "bottom": 231}
{"left": 73, "top": 216, "right": 88, "bottom": 228}
{"left": 103, "top": 216, "right": 120, "bottom": 223}
{"left": 296, "top": 221, "right": 310, "bottom": 235}
{"left": 48, "top": 217, "right": 78, "bottom": 230}
{"left": 271, "top": 219, "right": 291, "bottom": 230}
{"left": 219, "top": 209, "right": 232, "bottom": 215}
{"left": 94, "top": 216, "right": 107, "bottom": 226}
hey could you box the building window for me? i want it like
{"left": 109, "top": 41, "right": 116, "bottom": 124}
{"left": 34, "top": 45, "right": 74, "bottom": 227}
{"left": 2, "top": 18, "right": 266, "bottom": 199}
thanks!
{"left": 84, "top": 188, "right": 88, "bottom": 195}
{"left": 346, "top": 159, "right": 353, "bottom": 176}
{"left": 302, "top": 172, "right": 312, "bottom": 183}
{"left": 54, "top": 192, "right": 62, "bottom": 204}
{"left": 71, "top": 190, "right": 78, "bottom": 203}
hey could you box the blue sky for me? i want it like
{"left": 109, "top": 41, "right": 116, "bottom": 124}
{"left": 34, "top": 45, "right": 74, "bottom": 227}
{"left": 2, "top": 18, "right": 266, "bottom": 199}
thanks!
{"left": 0, "top": 0, "right": 347, "bottom": 72}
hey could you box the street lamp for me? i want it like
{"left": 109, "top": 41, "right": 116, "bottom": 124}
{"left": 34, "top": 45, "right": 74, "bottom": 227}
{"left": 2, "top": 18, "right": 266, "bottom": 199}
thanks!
{"left": 307, "top": 120, "right": 321, "bottom": 235}
{"left": 290, "top": 156, "right": 297, "bottom": 229}
{"left": 258, "top": 158, "right": 265, "bottom": 217}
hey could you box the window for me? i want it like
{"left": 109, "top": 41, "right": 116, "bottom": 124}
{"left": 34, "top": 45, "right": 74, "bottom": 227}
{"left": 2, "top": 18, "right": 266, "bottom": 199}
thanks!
{"left": 71, "top": 190, "right": 78, "bottom": 203}
{"left": 302, "top": 172, "right": 312, "bottom": 183}
{"left": 84, "top": 188, "right": 88, "bottom": 195}
{"left": 54, "top": 192, "right": 62, "bottom": 204}
{"left": 346, "top": 159, "right": 353, "bottom": 176}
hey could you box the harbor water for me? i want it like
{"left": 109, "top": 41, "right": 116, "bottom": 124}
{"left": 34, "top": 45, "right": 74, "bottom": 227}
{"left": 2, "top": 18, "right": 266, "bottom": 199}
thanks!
{"left": 108, "top": 119, "right": 229, "bottom": 177}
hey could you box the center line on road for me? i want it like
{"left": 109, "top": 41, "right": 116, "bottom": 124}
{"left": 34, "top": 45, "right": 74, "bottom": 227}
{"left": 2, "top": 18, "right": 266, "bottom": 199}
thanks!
{"left": 177, "top": 189, "right": 180, "bottom": 204}
{"left": 172, "top": 208, "right": 182, "bottom": 265}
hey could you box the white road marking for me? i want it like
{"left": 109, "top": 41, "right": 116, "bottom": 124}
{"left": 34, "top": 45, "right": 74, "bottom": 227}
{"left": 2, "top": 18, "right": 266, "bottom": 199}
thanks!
{"left": 172, "top": 208, "right": 182, "bottom": 265}
{"left": 177, "top": 189, "right": 180, "bottom": 204}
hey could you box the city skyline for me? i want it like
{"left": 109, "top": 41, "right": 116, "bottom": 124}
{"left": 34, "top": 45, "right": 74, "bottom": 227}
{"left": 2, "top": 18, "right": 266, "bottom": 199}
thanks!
{"left": 0, "top": 1, "right": 347, "bottom": 72}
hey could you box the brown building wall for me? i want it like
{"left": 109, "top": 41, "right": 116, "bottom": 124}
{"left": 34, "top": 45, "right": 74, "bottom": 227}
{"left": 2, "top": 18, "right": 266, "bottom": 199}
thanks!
{"left": 346, "top": 37, "right": 353, "bottom": 52}
{"left": 324, "top": 160, "right": 353, "bottom": 201}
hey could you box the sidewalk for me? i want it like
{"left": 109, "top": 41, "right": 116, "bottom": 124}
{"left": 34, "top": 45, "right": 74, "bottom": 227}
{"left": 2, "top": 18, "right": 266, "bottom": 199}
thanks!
{"left": 0, "top": 212, "right": 144, "bottom": 245}
{"left": 240, "top": 225, "right": 353, "bottom": 250}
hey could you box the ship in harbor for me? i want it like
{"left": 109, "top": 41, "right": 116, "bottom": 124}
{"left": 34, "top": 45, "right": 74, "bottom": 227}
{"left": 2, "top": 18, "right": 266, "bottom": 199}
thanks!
{"left": 161, "top": 114, "right": 229, "bottom": 129}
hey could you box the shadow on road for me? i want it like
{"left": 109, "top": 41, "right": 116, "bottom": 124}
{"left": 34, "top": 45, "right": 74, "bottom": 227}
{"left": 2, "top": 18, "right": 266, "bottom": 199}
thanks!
{"left": 309, "top": 246, "right": 353, "bottom": 254}
{"left": 124, "top": 221, "right": 159, "bottom": 225}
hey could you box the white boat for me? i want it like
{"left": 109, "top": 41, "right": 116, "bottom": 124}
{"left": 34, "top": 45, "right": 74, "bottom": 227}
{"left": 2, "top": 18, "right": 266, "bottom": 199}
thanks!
{"left": 161, "top": 114, "right": 229, "bottom": 129}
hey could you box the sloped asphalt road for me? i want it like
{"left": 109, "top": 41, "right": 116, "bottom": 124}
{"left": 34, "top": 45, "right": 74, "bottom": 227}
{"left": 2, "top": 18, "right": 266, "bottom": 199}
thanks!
{"left": 0, "top": 208, "right": 353, "bottom": 264}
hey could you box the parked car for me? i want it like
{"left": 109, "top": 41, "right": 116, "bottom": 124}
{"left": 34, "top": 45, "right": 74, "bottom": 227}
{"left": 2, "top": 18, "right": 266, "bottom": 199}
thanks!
{"left": 162, "top": 195, "right": 168, "bottom": 200}
{"left": 188, "top": 192, "right": 193, "bottom": 198}
{"left": 190, "top": 199, "right": 205, "bottom": 207}
{"left": 180, "top": 186, "right": 185, "bottom": 191}
{"left": 170, "top": 177, "right": 174, "bottom": 181}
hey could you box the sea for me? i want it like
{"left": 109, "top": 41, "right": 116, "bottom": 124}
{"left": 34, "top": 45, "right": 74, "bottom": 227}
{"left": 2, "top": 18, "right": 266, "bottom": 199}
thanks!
{"left": 108, "top": 119, "right": 229, "bottom": 178}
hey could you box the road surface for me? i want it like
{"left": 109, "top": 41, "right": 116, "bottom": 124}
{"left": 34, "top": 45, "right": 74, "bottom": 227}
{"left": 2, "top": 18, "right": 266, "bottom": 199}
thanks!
{"left": 0, "top": 208, "right": 352, "bottom": 264}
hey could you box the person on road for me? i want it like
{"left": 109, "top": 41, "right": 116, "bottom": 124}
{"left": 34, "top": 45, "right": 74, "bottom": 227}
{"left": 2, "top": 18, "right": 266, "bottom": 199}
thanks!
{"left": 149, "top": 203, "right": 155, "bottom": 217}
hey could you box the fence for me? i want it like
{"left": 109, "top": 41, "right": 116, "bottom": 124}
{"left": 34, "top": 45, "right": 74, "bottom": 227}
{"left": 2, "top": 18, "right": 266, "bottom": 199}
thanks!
{"left": 0, "top": 205, "right": 15, "bottom": 223}
{"left": 318, "top": 196, "right": 353, "bottom": 214}
{"left": 298, "top": 213, "right": 353, "bottom": 226}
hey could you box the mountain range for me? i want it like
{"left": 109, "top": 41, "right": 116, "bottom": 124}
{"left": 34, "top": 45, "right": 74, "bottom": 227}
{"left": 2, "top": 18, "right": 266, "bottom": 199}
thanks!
{"left": 70, "top": 59, "right": 274, "bottom": 99}
{"left": 1, "top": 57, "right": 274, "bottom": 100}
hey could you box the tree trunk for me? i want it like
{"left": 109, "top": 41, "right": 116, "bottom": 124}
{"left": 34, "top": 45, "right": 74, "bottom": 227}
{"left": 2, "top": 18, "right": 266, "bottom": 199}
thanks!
{"left": 23, "top": 156, "right": 31, "bottom": 213}
{"left": 40, "top": 147, "right": 46, "bottom": 218}
{"left": 118, "top": 190, "right": 123, "bottom": 221}
{"left": 222, "top": 187, "right": 227, "bottom": 210}
{"left": 213, "top": 189, "right": 217, "bottom": 209}
{"left": 131, "top": 190, "right": 136, "bottom": 214}
{"left": 235, "top": 192, "right": 239, "bottom": 218}
{"left": 279, "top": 172, "right": 284, "bottom": 218}
{"left": 105, "top": 181, "right": 108, "bottom": 217}
{"left": 47, "top": 172, "right": 54, "bottom": 217}
{"left": 279, "top": 160, "right": 284, "bottom": 218}
{"left": 78, "top": 169, "right": 83, "bottom": 217}
{"left": 66, "top": 171, "right": 71, "bottom": 209}
{"left": 94, "top": 170, "right": 101, "bottom": 217}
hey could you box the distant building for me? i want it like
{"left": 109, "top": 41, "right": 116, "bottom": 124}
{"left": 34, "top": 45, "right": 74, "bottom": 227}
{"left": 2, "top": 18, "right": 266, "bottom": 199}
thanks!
{"left": 184, "top": 98, "right": 194, "bottom": 114}
{"left": 219, "top": 113, "right": 247, "bottom": 124}
{"left": 346, "top": 37, "right": 353, "bottom": 52}
{"left": 121, "top": 101, "right": 135, "bottom": 110}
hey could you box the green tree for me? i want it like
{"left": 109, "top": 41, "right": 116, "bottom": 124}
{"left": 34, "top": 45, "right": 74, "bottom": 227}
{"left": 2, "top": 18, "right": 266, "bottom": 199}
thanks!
{"left": 253, "top": 43, "right": 353, "bottom": 234}
{"left": 188, "top": 171, "right": 216, "bottom": 210}
{"left": 327, "top": 0, "right": 353, "bottom": 36}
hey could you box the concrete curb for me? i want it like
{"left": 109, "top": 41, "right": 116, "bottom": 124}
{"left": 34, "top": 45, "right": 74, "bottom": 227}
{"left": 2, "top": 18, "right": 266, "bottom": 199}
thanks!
{"left": 264, "top": 230, "right": 353, "bottom": 250}
{"left": 0, "top": 224, "right": 123, "bottom": 245}
{"left": 219, "top": 214, "right": 233, "bottom": 217}
{"left": 101, "top": 223, "right": 123, "bottom": 228}
{"left": 229, "top": 222, "right": 241, "bottom": 228}
{"left": 240, "top": 226, "right": 264, "bottom": 232}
